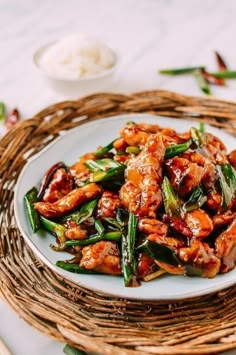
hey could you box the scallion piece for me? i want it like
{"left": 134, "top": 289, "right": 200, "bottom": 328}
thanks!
{"left": 84, "top": 158, "right": 122, "bottom": 172}
{"left": 190, "top": 126, "right": 206, "bottom": 147}
{"left": 65, "top": 230, "right": 123, "bottom": 246}
{"left": 94, "top": 139, "right": 116, "bottom": 157}
{"left": 121, "top": 212, "right": 138, "bottom": 287}
{"left": 66, "top": 198, "right": 98, "bottom": 225}
{"left": 161, "top": 176, "right": 181, "bottom": 217}
{"left": 57, "top": 261, "right": 100, "bottom": 275}
{"left": 217, "top": 164, "right": 236, "bottom": 209}
{"left": 94, "top": 219, "right": 105, "bottom": 235}
{"left": 182, "top": 186, "right": 207, "bottom": 212}
{"left": 209, "top": 71, "right": 236, "bottom": 79}
{"left": 159, "top": 66, "right": 205, "bottom": 75}
{"left": 40, "top": 216, "right": 66, "bottom": 245}
{"left": 103, "top": 217, "right": 123, "bottom": 230}
{"left": 24, "top": 187, "right": 41, "bottom": 232}
{"left": 90, "top": 165, "right": 125, "bottom": 182}
{"left": 137, "top": 240, "right": 181, "bottom": 267}
{"left": 165, "top": 140, "right": 192, "bottom": 159}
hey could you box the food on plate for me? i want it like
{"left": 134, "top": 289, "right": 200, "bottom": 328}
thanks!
{"left": 39, "top": 33, "right": 115, "bottom": 80}
{"left": 24, "top": 121, "right": 236, "bottom": 287}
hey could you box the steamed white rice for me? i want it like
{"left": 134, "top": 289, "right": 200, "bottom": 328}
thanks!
{"left": 39, "top": 33, "right": 115, "bottom": 79}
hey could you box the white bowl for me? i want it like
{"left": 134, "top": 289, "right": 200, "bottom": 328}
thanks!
{"left": 33, "top": 41, "right": 118, "bottom": 97}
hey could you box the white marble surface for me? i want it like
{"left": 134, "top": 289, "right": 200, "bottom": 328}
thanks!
{"left": 0, "top": 0, "right": 236, "bottom": 354}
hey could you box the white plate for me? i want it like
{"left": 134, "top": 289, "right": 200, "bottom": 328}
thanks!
{"left": 14, "top": 114, "right": 236, "bottom": 300}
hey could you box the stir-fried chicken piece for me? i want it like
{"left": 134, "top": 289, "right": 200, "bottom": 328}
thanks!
{"left": 64, "top": 220, "right": 87, "bottom": 240}
{"left": 137, "top": 253, "right": 157, "bottom": 278}
{"left": 120, "top": 124, "right": 150, "bottom": 147}
{"left": 120, "top": 134, "right": 165, "bottom": 217}
{"left": 154, "top": 261, "right": 185, "bottom": 275}
{"left": 147, "top": 234, "right": 185, "bottom": 249}
{"left": 207, "top": 190, "right": 222, "bottom": 211}
{"left": 215, "top": 219, "right": 236, "bottom": 273}
{"left": 184, "top": 209, "right": 213, "bottom": 239}
{"left": 178, "top": 240, "right": 220, "bottom": 278}
{"left": 113, "top": 137, "right": 128, "bottom": 151}
{"left": 137, "top": 123, "right": 161, "bottom": 133}
{"left": 165, "top": 156, "right": 204, "bottom": 196}
{"left": 181, "top": 151, "right": 217, "bottom": 189}
{"left": 160, "top": 128, "right": 190, "bottom": 146}
{"left": 213, "top": 211, "right": 236, "bottom": 229}
{"left": 42, "top": 168, "right": 74, "bottom": 203}
{"left": 228, "top": 149, "right": 236, "bottom": 169}
{"left": 34, "top": 183, "right": 102, "bottom": 218}
{"left": 69, "top": 152, "right": 96, "bottom": 186}
{"left": 139, "top": 218, "right": 168, "bottom": 237}
{"left": 205, "top": 133, "right": 228, "bottom": 164}
{"left": 80, "top": 241, "right": 122, "bottom": 274}
{"left": 96, "top": 191, "right": 122, "bottom": 218}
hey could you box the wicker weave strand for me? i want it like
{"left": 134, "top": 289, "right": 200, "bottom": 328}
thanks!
{"left": 0, "top": 90, "right": 236, "bottom": 355}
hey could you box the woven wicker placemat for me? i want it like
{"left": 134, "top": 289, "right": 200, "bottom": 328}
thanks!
{"left": 0, "top": 90, "right": 236, "bottom": 355}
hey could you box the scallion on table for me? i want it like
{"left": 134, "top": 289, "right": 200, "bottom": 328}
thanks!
{"left": 159, "top": 66, "right": 205, "bottom": 75}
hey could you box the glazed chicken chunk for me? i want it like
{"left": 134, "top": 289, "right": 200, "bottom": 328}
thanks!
{"left": 120, "top": 133, "right": 165, "bottom": 217}
{"left": 80, "top": 241, "right": 122, "bottom": 274}
{"left": 34, "top": 183, "right": 102, "bottom": 218}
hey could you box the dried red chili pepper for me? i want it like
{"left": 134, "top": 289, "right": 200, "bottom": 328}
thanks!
{"left": 201, "top": 69, "right": 225, "bottom": 86}
{"left": 5, "top": 108, "right": 20, "bottom": 130}
{"left": 215, "top": 51, "right": 228, "bottom": 72}
{"left": 215, "top": 51, "right": 228, "bottom": 85}
{"left": 37, "top": 161, "right": 67, "bottom": 201}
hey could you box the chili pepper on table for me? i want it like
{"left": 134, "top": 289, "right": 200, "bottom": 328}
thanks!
{"left": 201, "top": 69, "right": 225, "bottom": 86}
{"left": 5, "top": 108, "right": 20, "bottom": 130}
{"left": 215, "top": 51, "right": 228, "bottom": 72}
{"left": 194, "top": 69, "right": 212, "bottom": 95}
